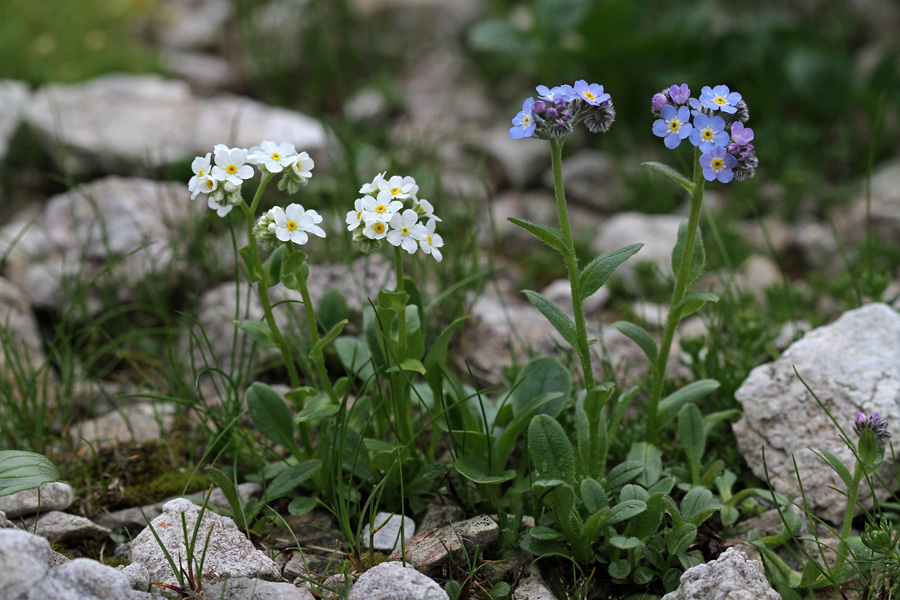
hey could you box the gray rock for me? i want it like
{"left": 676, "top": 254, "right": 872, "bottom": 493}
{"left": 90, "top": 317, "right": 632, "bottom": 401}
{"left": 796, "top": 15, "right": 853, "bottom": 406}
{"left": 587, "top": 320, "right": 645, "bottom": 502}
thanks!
{"left": 319, "top": 573, "right": 354, "bottom": 599}
{"left": 541, "top": 149, "right": 625, "bottom": 212}
{"left": 0, "top": 509, "right": 15, "bottom": 529}
{"left": 0, "top": 482, "right": 75, "bottom": 518}
{"left": 0, "top": 275, "right": 46, "bottom": 380}
{"left": 0, "top": 80, "right": 29, "bottom": 164}
{"left": 592, "top": 212, "right": 683, "bottom": 291}
{"left": 131, "top": 497, "right": 281, "bottom": 586}
{"left": 161, "top": 50, "right": 237, "bottom": 91}
{"left": 23, "top": 511, "right": 111, "bottom": 544}
{"left": 7, "top": 177, "right": 193, "bottom": 315}
{"left": 482, "top": 128, "right": 549, "bottom": 188}
{"left": 71, "top": 401, "right": 177, "bottom": 449}
{"left": 158, "top": 0, "right": 233, "bottom": 51}
{"left": 348, "top": 561, "right": 448, "bottom": 600}
{"left": 389, "top": 515, "right": 498, "bottom": 570}
{"left": 733, "top": 303, "right": 900, "bottom": 523}
{"left": 838, "top": 159, "right": 900, "bottom": 245}
{"left": 94, "top": 503, "right": 163, "bottom": 534}
{"left": 701, "top": 255, "right": 782, "bottom": 303}
{"left": 773, "top": 320, "right": 812, "bottom": 352}
{"left": 513, "top": 577, "right": 555, "bottom": 600}
{"left": 0, "top": 529, "right": 150, "bottom": 600}
{"left": 119, "top": 562, "right": 150, "bottom": 592}
{"left": 661, "top": 547, "right": 780, "bottom": 600}
{"left": 204, "top": 577, "right": 315, "bottom": 600}
{"left": 361, "top": 512, "right": 416, "bottom": 552}
{"left": 24, "top": 74, "right": 327, "bottom": 175}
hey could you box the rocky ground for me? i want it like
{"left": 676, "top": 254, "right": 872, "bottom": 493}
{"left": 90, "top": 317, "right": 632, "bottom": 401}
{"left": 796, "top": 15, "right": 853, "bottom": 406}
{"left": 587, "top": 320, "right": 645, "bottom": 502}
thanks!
{"left": 3, "top": 0, "right": 900, "bottom": 598}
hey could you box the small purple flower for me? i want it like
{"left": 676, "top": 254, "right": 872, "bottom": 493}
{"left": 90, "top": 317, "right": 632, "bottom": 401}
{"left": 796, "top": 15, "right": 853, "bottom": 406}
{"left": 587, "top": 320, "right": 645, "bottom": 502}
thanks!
{"left": 700, "top": 85, "right": 742, "bottom": 114}
{"left": 731, "top": 122, "right": 754, "bottom": 145}
{"left": 699, "top": 146, "right": 737, "bottom": 183}
{"left": 537, "top": 84, "right": 575, "bottom": 102}
{"left": 854, "top": 412, "right": 891, "bottom": 448}
{"left": 651, "top": 93, "right": 668, "bottom": 112}
{"left": 573, "top": 80, "right": 611, "bottom": 106}
{"left": 668, "top": 84, "right": 691, "bottom": 104}
{"left": 690, "top": 114, "right": 729, "bottom": 152}
{"left": 652, "top": 105, "right": 693, "bottom": 149}
{"left": 509, "top": 97, "right": 537, "bottom": 140}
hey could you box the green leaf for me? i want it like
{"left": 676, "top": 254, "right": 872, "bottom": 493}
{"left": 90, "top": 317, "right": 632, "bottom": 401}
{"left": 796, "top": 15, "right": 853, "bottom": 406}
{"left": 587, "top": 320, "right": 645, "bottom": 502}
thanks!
{"left": 234, "top": 320, "right": 278, "bottom": 349}
{"left": 454, "top": 456, "right": 516, "bottom": 485}
{"left": 613, "top": 321, "right": 658, "bottom": 365}
{"left": 288, "top": 496, "right": 317, "bottom": 518}
{"left": 814, "top": 448, "right": 853, "bottom": 490}
{"left": 247, "top": 382, "right": 300, "bottom": 457}
{"left": 532, "top": 479, "right": 576, "bottom": 519}
{"left": 681, "top": 487, "right": 720, "bottom": 526}
{"left": 281, "top": 249, "right": 308, "bottom": 292}
{"left": 608, "top": 559, "right": 631, "bottom": 580}
{"left": 318, "top": 289, "right": 349, "bottom": 332}
{"left": 605, "top": 460, "right": 644, "bottom": 490}
{"left": 627, "top": 442, "right": 662, "bottom": 487}
{"left": 509, "top": 356, "right": 572, "bottom": 419}
{"left": 607, "top": 499, "right": 647, "bottom": 525}
{"left": 643, "top": 161, "right": 694, "bottom": 194}
{"left": 206, "top": 467, "right": 246, "bottom": 529}
{"left": 266, "top": 460, "right": 322, "bottom": 500}
{"left": 671, "top": 219, "right": 705, "bottom": 285}
{"left": 497, "top": 392, "right": 561, "bottom": 463}
{"left": 580, "top": 478, "right": 609, "bottom": 514}
{"left": 610, "top": 536, "right": 643, "bottom": 550}
{"left": 672, "top": 292, "right": 719, "bottom": 321}
{"left": 263, "top": 245, "right": 285, "bottom": 287}
{"left": 522, "top": 290, "right": 578, "bottom": 349}
{"left": 334, "top": 336, "right": 375, "bottom": 383}
{"left": 678, "top": 403, "right": 705, "bottom": 481}
{"left": 619, "top": 483, "right": 649, "bottom": 503}
{"left": 309, "top": 319, "right": 348, "bottom": 359}
{"left": 239, "top": 246, "right": 262, "bottom": 283}
{"left": 628, "top": 492, "right": 665, "bottom": 539}
{"left": 423, "top": 316, "right": 468, "bottom": 397}
{"left": 0, "top": 451, "right": 60, "bottom": 497}
{"left": 385, "top": 358, "right": 427, "bottom": 375}
{"left": 293, "top": 396, "right": 341, "bottom": 425}
{"left": 657, "top": 380, "right": 720, "bottom": 430}
{"left": 528, "top": 415, "right": 576, "bottom": 487}
{"left": 579, "top": 243, "right": 643, "bottom": 298}
{"left": 668, "top": 523, "right": 698, "bottom": 555}
{"left": 508, "top": 217, "right": 572, "bottom": 256}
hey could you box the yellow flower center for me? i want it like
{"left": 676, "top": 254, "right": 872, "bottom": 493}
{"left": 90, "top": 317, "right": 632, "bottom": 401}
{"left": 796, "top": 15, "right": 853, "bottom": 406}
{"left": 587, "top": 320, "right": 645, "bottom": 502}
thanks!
{"left": 715, "top": 96, "right": 726, "bottom": 105}
{"left": 287, "top": 220, "right": 297, "bottom": 231}
{"left": 376, "top": 204, "right": 386, "bottom": 213}
{"left": 205, "top": 179, "right": 214, "bottom": 189}
{"left": 227, "top": 164, "right": 238, "bottom": 174}
{"left": 356, "top": 211, "right": 362, "bottom": 221}
{"left": 198, "top": 169, "right": 206, "bottom": 177}
{"left": 669, "top": 121, "right": 680, "bottom": 131}
{"left": 391, "top": 188, "right": 402, "bottom": 196}
{"left": 426, "top": 235, "right": 433, "bottom": 244}
{"left": 703, "top": 129, "right": 713, "bottom": 140}
{"left": 584, "top": 91, "right": 596, "bottom": 100}
{"left": 401, "top": 226, "right": 410, "bottom": 235}
{"left": 271, "top": 152, "right": 281, "bottom": 161}
{"left": 523, "top": 114, "right": 532, "bottom": 126}
{"left": 374, "top": 223, "right": 385, "bottom": 234}
{"left": 712, "top": 159, "right": 723, "bottom": 169}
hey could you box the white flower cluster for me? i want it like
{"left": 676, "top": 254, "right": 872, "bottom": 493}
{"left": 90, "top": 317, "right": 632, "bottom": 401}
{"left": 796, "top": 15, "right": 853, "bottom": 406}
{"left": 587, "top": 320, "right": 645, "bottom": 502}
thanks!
{"left": 253, "top": 204, "right": 326, "bottom": 249}
{"left": 346, "top": 173, "right": 444, "bottom": 262}
{"left": 188, "top": 141, "right": 315, "bottom": 217}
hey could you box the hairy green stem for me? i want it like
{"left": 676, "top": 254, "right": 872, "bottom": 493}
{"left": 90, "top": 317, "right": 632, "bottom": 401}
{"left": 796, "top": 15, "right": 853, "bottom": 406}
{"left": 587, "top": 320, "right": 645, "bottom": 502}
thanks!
{"left": 645, "top": 147, "right": 705, "bottom": 443}
{"left": 240, "top": 175, "right": 301, "bottom": 393}
{"left": 836, "top": 462, "right": 864, "bottom": 564}
{"left": 391, "top": 246, "right": 414, "bottom": 444}
{"left": 549, "top": 137, "right": 595, "bottom": 394}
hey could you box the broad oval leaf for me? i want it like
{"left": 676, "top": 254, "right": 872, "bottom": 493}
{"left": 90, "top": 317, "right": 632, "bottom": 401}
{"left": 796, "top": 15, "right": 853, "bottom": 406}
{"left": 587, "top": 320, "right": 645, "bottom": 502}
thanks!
{"left": 522, "top": 290, "right": 578, "bottom": 349}
{"left": 605, "top": 460, "right": 644, "bottom": 490}
{"left": 579, "top": 243, "right": 643, "bottom": 298}
{"left": 247, "top": 382, "right": 300, "bottom": 456}
{"left": 509, "top": 356, "right": 571, "bottom": 419}
{"left": 606, "top": 499, "right": 647, "bottom": 525}
{"left": 528, "top": 415, "right": 576, "bottom": 486}
{"left": 0, "top": 451, "right": 60, "bottom": 497}
{"left": 266, "top": 460, "right": 322, "bottom": 500}
{"left": 234, "top": 320, "right": 278, "bottom": 349}
{"left": 678, "top": 403, "right": 706, "bottom": 470}
{"left": 454, "top": 456, "right": 516, "bottom": 484}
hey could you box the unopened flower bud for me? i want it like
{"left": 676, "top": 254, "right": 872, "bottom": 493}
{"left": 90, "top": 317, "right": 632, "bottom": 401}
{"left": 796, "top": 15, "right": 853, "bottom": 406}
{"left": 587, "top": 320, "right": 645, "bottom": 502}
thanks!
{"left": 651, "top": 93, "right": 668, "bottom": 112}
{"left": 532, "top": 100, "right": 547, "bottom": 114}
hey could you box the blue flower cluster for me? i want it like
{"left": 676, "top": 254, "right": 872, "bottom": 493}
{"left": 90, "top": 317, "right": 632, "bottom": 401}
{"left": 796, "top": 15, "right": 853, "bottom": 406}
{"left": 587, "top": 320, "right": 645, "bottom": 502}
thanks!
{"left": 651, "top": 84, "right": 758, "bottom": 183}
{"left": 509, "top": 80, "right": 616, "bottom": 140}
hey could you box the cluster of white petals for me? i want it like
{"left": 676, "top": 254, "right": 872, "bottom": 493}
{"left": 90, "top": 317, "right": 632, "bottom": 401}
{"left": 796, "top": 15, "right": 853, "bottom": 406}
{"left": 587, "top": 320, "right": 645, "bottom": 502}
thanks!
{"left": 347, "top": 173, "right": 444, "bottom": 261}
{"left": 188, "top": 141, "right": 315, "bottom": 217}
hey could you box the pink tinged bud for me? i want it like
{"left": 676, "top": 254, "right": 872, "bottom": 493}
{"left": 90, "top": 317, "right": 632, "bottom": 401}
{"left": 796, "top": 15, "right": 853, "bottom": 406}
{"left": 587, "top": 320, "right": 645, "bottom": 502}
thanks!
{"left": 532, "top": 100, "right": 547, "bottom": 114}
{"left": 727, "top": 142, "right": 741, "bottom": 154}
{"left": 857, "top": 412, "right": 867, "bottom": 425}
{"left": 651, "top": 93, "right": 668, "bottom": 111}
{"left": 546, "top": 107, "right": 559, "bottom": 118}
{"left": 554, "top": 98, "right": 567, "bottom": 110}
